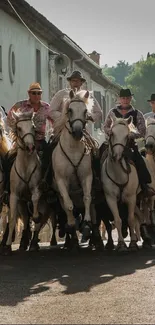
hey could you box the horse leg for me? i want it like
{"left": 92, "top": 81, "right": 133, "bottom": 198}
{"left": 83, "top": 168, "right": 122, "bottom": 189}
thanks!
{"left": 56, "top": 179, "right": 74, "bottom": 227}
{"left": 127, "top": 197, "right": 139, "bottom": 251}
{"left": 81, "top": 175, "right": 93, "bottom": 239}
{"left": 104, "top": 219, "right": 115, "bottom": 250}
{"left": 56, "top": 179, "right": 79, "bottom": 250}
{"left": 89, "top": 204, "right": 104, "bottom": 250}
{"left": 140, "top": 199, "right": 152, "bottom": 248}
{"left": 29, "top": 202, "right": 51, "bottom": 251}
{"left": 31, "top": 188, "right": 41, "bottom": 223}
{"left": 50, "top": 213, "right": 57, "bottom": 246}
{"left": 5, "top": 194, "right": 18, "bottom": 254}
{"left": 0, "top": 222, "right": 9, "bottom": 253}
{"left": 29, "top": 222, "right": 43, "bottom": 251}
{"left": 105, "top": 195, "right": 127, "bottom": 252}
{"left": 19, "top": 218, "right": 31, "bottom": 251}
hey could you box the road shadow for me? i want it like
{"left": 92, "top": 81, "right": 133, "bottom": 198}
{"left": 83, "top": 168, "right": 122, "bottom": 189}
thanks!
{"left": 0, "top": 243, "right": 155, "bottom": 306}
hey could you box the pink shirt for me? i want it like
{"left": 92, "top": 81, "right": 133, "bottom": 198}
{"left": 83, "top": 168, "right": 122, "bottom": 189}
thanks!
{"left": 7, "top": 99, "right": 53, "bottom": 141}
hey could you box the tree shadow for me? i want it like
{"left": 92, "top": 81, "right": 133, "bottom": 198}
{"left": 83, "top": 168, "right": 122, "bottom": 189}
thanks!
{"left": 0, "top": 244, "right": 155, "bottom": 306}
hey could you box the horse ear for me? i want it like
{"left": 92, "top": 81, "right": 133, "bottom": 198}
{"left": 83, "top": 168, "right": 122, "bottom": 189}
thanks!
{"left": 69, "top": 90, "right": 75, "bottom": 100}
{"left": 87, "top": 113, "right": 94, "bottom": 122}
{"left": 126, "top": 115, "right": 133, "bottom": 125}
{"left": 84, "top": 91, "right": 89, "bottom": 99}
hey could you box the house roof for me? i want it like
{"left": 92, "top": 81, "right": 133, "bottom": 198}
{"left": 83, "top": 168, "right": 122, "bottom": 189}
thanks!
{"left": 1, "top": 0, "right": 121, "bottom": 92}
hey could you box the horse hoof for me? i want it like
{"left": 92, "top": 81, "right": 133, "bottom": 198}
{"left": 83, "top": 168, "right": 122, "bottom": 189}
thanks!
{"left": 105, "top": 241, "right": 115, "bottom": 250}
{"left": 81, "top": 235, "right": 88, "bottom": 244}
{"left": 0, "top": 244, "right": 5, "bottom": 255}
{"left": 59, "top": 228, "right": 66, "bottom": 238}
{"left": 94, "top": 241, "right": 104, "bottom": 251}
{"left": 116, "top": 241, "right": 128, "bottom": 253}
{"left": 3, "top": 245, "right": 12, "bottom": 256}
{"left": 129, "top": 241, "right": 139, "bottom": 252}
{"left": 50, "top": 239, "right": 57, "bottom": 246}
{"left": 142, "top": 239, "right": 152, "bottom": 249}
{"left": 19, "top": 245, "right": 28, "bottom": 252}
{"left": 29, "top": 243, "right": 40, "bottom": 252}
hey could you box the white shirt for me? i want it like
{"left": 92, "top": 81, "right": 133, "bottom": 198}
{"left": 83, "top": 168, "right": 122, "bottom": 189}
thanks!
{"left": 144, "top": 111, "right": 155, "bottom": 120}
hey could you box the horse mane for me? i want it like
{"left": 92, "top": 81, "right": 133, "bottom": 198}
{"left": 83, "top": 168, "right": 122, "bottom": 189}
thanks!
{"left": 54, "top": 90, "right": 94, "bottom": 138}
{"left": 112, "top": 117, "right": 140, "bottom": 135}
{"left": 0, "top": 119, "right": 12, "bottom": 156}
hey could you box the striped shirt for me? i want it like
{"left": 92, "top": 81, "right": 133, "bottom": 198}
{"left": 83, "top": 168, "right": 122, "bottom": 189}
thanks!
{"left": 7, "top": 99, "right": 53, "bottom": 140}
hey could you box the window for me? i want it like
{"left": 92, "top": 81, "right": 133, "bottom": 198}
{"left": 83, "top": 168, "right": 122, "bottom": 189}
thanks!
{"left": 58, "top": 76, "right": 63, "bottom": 90}
{"left": 8, "top": 44, "right": 16, "bottom": 83}
{"left": 36, "top": 49, "right": 41, "bottom": 84}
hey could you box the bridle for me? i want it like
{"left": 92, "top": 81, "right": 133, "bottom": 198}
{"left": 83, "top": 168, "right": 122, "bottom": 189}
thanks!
{"left": 106, "top": 122, "right": 130, "bottom": 201}
{"left": 109, "top": 122, "right": 129, "bottom": 160}
{"left": 58, "top": 98, "right": 88, "bottom": 187}
{"left": 14, "top": 118, "right": 37, "bottom": 186}
{"left": 145, "top": 122, "right": 155, "bottom": 143}
{"left": 66, "top": 99, "right": 87, "bottom": 135}
{"left": 15, "top": 118, "right": 35, "bottom": 150}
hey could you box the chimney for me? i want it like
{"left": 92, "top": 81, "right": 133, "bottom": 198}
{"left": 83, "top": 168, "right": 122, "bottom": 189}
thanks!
{"left": 88, "top": 51, "right": 100, "bottom": 65}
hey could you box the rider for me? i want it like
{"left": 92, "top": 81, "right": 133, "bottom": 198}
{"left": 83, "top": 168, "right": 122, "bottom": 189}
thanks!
{"left": 5, "top": 82, "right": 53, "bottom": 194}
{"left": 144, "top": 94, "right": 155, "bottom": 119}
{"left": 50, "top": 70, "right": 102, "bottom": 124}
{"left": 49, "top": 70, "right": 103, "bottom": 182}
{"left": 103, "top": 88, "right": 153, "bottom": 197}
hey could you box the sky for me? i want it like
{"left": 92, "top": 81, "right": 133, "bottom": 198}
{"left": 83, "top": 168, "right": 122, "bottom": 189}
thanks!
{"left": 26, "top": 0, "right": 155, "bottom": 67}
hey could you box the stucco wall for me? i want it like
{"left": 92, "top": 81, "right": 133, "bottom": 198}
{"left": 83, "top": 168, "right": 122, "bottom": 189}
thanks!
{"left": 0, "top": 9, "right": 49, "bottom": 110}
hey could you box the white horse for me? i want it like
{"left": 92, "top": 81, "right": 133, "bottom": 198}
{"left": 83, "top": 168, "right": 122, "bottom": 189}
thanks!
{"left": 101, "top": 114, "right": 140, "bottom": 251}
{"left": 52, "top": 89, "right": 102, "bottom": 249}
{"left": 5, "top": 110, "right": 41, "bottom": 254}
{"left": 140, "top": 118, "right": 155, "bottom": 244}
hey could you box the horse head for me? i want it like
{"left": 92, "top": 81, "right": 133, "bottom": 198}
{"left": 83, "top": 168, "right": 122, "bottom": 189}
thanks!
{"left": 109, "top": 113, "right": 133, "bottom": 161}
{"left": 12, "top": 109, "right": 36, "bottom": 154}
{"left": 66, "top": 90, "right": 90, "bottom": 140}
{"left": 145, "top": 117, "right": 155, "bottom": 153}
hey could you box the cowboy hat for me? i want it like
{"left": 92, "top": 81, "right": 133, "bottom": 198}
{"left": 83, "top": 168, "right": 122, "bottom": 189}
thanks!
{"left": 28, "top": 82, "right": 42, "bottom": 92}
{"left": 67, "top": 70, "right": 86, "bottom": 83}
{"left": 119, "top": 88, "right": 134, "bottom": 97}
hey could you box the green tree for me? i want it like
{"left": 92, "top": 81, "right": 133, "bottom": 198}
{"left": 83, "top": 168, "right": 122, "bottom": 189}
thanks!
{"left": 102, "top": 60, "right": 132, "bottom": 86}
{"left": 125, "top": 57, "right": 155, "bottom": 113}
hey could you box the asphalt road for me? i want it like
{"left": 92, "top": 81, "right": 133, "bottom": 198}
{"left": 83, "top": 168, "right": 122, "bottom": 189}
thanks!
{"left": 0, "top": 241, "right": 155, "bottom": 324}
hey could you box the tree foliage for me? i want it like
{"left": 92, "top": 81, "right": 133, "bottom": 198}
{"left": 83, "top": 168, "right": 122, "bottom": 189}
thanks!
{"left": 102, "top": 60, "right": 132, "bottom": 86}
{"left": 102, "top": 54, "right": 155, "bottom": 114}
{"left": 125, "top": 56, "right": 155, "bottom": 113}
